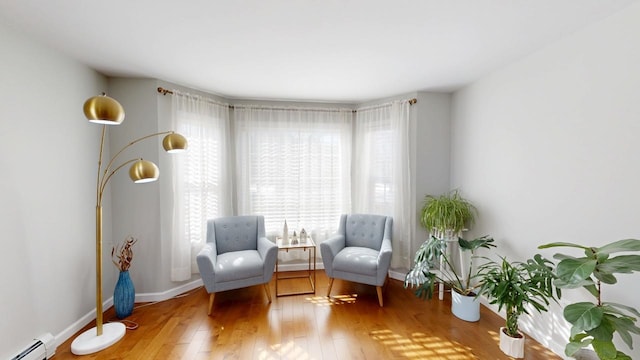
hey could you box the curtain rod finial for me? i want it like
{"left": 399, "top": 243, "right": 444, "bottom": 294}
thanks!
{"left": 157, "top": 87, "right": 173, "bottom": 96}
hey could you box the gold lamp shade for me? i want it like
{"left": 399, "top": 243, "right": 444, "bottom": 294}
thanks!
{"left": 162, "top": 133, "right": 188, "bottom": 153}
{"left": 84, "top": 94, "right": 125, "bottom": 125}
{"left": 129, "top": 160, "right": 159, "bottom": 183}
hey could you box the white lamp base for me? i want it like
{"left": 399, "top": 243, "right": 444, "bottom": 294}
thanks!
{"left": 71, "top": 322, "right": 126, "bottom": 355}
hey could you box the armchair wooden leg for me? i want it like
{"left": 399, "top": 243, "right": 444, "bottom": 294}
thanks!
{"left": 207, "top": 293, "right": 215, "bottom": 315}
{"left": 263, "top": 283, "right": 272, "bottom": 303}
{"left": 376, "top": 286, "right": 384, "bottom": 307}
{"left": 327, "top": 278, "right": 334, "bottom": 297}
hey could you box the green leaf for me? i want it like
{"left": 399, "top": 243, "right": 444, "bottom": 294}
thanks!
{"left": 592, "top": 339, "right": 617, "bottom": 360}
{"left": 593, "top": 271, "right": 618, "bottom": 285}
{"left": 614, "top": 351, "right": 633, "bottom": 360}
{"left": 569, "top": 333, "right": 591, "bottom": 342}
{"left": 583, "top": 283, "right": 599, "bottom": 298}
{"left": 596, "top": 239, "right": 640, "bottom": 255}
{"left": 539, "top": 242, "right": 590, "bottom": 250}
{"left": 554, "top": 277, "right": 594, "bottom": 289}
{"left": 597, "top": 252, "right": 610, "bottom": 263}
{"left": 564, "top": 334, "right": 593, "bottom": 356}
{"left": 564, "top": 302, "right": 603, "bottom": 332}
{"left": 585, "top": 316, "right": 615, "bottom": 341}
{"left": 553, "top": 253, "right": 578, "bottom": 261}
{"left": 597, "top": 255, "right": 640, "bottom": 275}
{"left": 603, "top": 302, "right": 640, "bottom": 318}
{"left": 556, "top": 258, "right": 597, "bottom": 286}
{"left": 607, "top": 315, "right": 638, "bottom": 349}
{"left": 458, "top": 235, "right": 495, "bottom": 252}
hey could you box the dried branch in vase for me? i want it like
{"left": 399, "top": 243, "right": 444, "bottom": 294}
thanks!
{"left": 112, "top": 235, "right": 138, "bottom": 272}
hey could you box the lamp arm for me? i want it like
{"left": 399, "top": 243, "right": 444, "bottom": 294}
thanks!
{"left": 97, "top": 158, "right": 142, "bottom": 207}
{"left": 96, "top": 125, "right": 108, "bottom": 205}
{"left": 105, "top": 130, "right": 175, "bottom": 173}
{"left": 97, "top": 130, "right": 175, "bottom": 203}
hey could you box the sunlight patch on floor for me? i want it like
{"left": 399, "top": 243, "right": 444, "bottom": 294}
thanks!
{"left": 268, "top": 340, "right": 313, "bottom": 360}
{"left": 371, "top": 329, "right": 475, "bottom": 359}
{"left": 305, "top": 294, "right": 358, "bottom": 306}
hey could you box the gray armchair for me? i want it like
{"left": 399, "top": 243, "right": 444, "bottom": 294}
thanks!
{"left": 320, "top": 214, "right": 393, "bottom": 306}
{"left": 196, "top": 215, "right": 278, "bottom": 315}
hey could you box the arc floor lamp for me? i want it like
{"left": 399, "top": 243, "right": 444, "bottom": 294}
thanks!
{"left": 71, "top": 93, "right": 187, "bottom": 355}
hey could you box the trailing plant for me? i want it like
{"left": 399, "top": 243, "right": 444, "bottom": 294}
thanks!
{"left": 404, "top": 235, "right": 495, "bottom": 298}
{"left": 539, "top": 239, "right": 640, "bottom": 360}
{"left": 476, "top": 254, "right": 559, "bottom": 338}
{"left": 420, "top": 190, "right": 477, "bottom": 235}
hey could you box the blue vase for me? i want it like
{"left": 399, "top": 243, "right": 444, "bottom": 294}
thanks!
{"left": 114, "top": 270, "right": 135, "bottom": 319}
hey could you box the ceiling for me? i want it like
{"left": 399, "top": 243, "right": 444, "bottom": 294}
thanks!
{"left": 0, "top": 0, "right": 637, "bottom": 103}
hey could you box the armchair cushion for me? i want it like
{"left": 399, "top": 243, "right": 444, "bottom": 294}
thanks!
{"left": 215, "top": 250, "right": 265, "bottom": 282}
{"left": 333, "top": 246, "right": 380, "bottom": 276}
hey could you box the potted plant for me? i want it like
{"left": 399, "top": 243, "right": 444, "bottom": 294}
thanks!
{"left": 404, "top": 235, "right": 495, "bottom": 321}
{"left": 420, "top": 189, "right": 477, "bottom": 239}
{"left": 420, "top": 190, "right": 478, "bottom": 293}
{"left": 539, "top": 239, "right": 640, "bottom": 360}
{"left": 476, "top": 254, "right": 560, "bottom": 358}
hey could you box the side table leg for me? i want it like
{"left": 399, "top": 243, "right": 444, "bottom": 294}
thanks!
{"left": 275, "top": 251, "right": 279, "bottom": 296}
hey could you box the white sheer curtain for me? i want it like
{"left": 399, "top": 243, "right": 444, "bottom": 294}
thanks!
{"left": 353, "top": 100, "right": 412, "bottom": 269}
{"left": 234, "top": 106, "right": 352, "bottom": 246}
{"left": 169, "top": 92, "right": 233, "bottom": 281}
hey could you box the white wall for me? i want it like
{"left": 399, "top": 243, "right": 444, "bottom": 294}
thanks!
{"left": 0, "top": 22, "right": 108, "bottom": 356}
{"left": 413, "top": 92, "right": 451, "bottom": 256}
{"left": 108, "top": 78, "right": 165, "bottom": 294}
{"left": 451, "top": 3, "right": 640, "bottom": 357}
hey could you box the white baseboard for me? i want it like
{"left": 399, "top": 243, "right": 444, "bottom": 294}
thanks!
{"left": 134, "top": 279, "right": 203, "bottom": 303}
{"left": 388, "top": 269, "right": 406, "bottom": 281}
{"left": 55, "top": 297, "right": 114, "bottom": 351}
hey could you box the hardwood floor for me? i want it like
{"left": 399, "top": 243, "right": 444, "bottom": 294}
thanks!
{"left": 55, "top": 271, "right": 560, "bottom": 359}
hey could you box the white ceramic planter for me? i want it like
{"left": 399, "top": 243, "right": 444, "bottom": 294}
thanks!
{"left": 451, "top": 291, "right": 480, "bottom": 322}
{"left": 499, "top": 327, "right": 525, "bottom": 358}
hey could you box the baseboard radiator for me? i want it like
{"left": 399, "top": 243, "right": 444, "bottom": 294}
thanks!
{"left": 10, "top": 333, "right": 55, "bottom": 360}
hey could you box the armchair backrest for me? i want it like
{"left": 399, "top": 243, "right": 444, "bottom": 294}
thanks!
{"left": 207, "top": 215, "right": 266, "bottom": 255}
{"left": 340, "top": 214, "right": 391, "bottom": 251}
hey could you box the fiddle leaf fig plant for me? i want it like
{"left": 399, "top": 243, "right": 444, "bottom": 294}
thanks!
{"left": 539, "top": 239, "right": 640, "bottom": 360}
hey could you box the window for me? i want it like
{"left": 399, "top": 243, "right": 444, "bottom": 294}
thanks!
{"left": 234, "top": 107, "right": 352, "bottom": 240}
{"left": 177, "top": 119, "right": 227, "bottom": 244}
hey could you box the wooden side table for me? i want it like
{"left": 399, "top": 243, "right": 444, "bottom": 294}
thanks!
{"left": 275, "top": 236, "right": 316, "bottom": 297}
